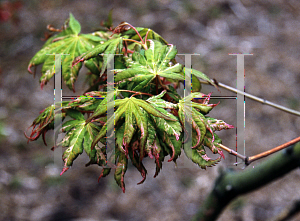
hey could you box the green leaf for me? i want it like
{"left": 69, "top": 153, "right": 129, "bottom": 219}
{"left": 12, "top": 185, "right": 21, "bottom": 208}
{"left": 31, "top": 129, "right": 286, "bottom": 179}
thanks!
{"left": 59, "top": 117, "right": 106, "bottom": 174}
{"left": 152, "top": 137, "right": 165, "bottom": 177}
{"left": 25, "top": 104, "right": 66, "bottom": 145}
{"left": 192, "top": 75, "right": 201, "bottom": 92}
{"left": 63, "top": 94, "right": 104, "bottom": 112}
{"left": 128, "top": 146, "right": 147, "bottom": 184}
{"left": 101, "top": 9, "right": 113, "bottom": 29}
{"left": 183, "top": 144, "right": 221, "bottom": 169}
{"left": 147, "top": 90, "right": 177, "bottom": 109}
{"left": 85, "top": 97, "right": 108, "bottom": 123}
{"left": 122, "top": 102, "right": 137, "bottom": 154}
{"left": 114, "top": 152, "right": 128, "bottom": 193}
{"left": 132, "top": 97, "right": 176, "bottom": 121}
{"left": 83, "top": 122, "right": 106, "bottom": 166}
{"left": 145, "top": 119, "right": 156, "bottom": 158}
{"left": 191, "top": 110, "right": 207, "bottom": 148}
{"left": 177, "top": 93, "right": 233, "bottom": 160}
{"left": 64, "top": 109, "right": 85, "bottom": 120}
{"left": 203, "top": 131, "right": 225, "bottom": 159}
{"left": 150, "top": 107, "right": 181, "bottom": 141}
{"left": 73, "top": 37, "right": 123, "bottom": 76}
{"left": 184, "top": 67, "right": 217, "bottom": 88}
{"left": 69, "top": 13, "right": 81, "bottom": 35}
{"left": 130, "top": 100, "right": 148, "bottom": 162}
{"left": 98, "top": 168, "right": 111, "bottom": 182}
{"left": 90, "top": 97, "right": 176, "bottom": 163}
{"left": 28, "top": 15, "right": 105, "bottom": 91}
{"left": 178, "top": 99, "right": 205, "bottom": 148}
{"left": 60, "top": 120, "right": 86, "bottom": 167}
{"left": 114, "top": 40, "right": 184, "bottom": 91}
{"left": 166, "top": 85, "right": 182, "bottom": 102}
{"left": 206, "top": 117, "right": 235, "bottom": 131}
{"left": 90, "top": 98, "right": 129, "bottom": 150}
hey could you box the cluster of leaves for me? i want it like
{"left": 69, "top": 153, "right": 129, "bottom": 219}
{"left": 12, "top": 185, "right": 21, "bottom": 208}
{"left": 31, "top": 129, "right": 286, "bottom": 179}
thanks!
{"left": 26, "top": 13, "right": 234, "bottom": 192}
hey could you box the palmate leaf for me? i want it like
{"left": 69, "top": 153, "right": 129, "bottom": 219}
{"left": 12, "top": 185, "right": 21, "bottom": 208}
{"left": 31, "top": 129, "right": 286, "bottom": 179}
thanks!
{"left": 58, "top": 110, "right": 105, "bottom": 175}
{"left": 26, "top": 15, "right": 236, "bottom": 193}
{"left": 28, "top": 13, "right": 107, "bottom": 91}
{"left": 73, "top": 37, "right": 123, "bottom": 76}
{"left": 177, "top": 93, "right": 234, "bottom": 168}
{"left": 25, "top": 104, "right": 55, "bottom": 143}
{"left": 114, "top": 40, "right": 184, "bottom": 92}
{"left": 25, "top": 104, "right": 69, "bottom": 145}
{"left": 90, "top": 97, "right": 176, "bottom": 162}
{"left": 113, "top": 110, "right": 166, "bottom": 184}
{"left": 111, "top": 122, "right": 147, "bottom": 189}
{"left": 61, "top": 91, "right": 107, "bottom": 114}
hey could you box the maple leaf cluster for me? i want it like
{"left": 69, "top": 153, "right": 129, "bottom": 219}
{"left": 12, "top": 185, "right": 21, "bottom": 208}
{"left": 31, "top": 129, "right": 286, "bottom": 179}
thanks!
{"left": 26, "top": 14, "right": 234, "bottom": 192}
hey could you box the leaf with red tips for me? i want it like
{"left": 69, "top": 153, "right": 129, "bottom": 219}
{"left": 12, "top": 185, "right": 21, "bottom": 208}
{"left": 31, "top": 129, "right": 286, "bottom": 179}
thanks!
{"left": 114, "top": 40, "right": 184, "bottom": 92}
{"left": 98, "top": 168, "right": 111, "bottom": 182}
{"left": 74, "top": 37, "right": 123, "bottom": 76}
{"left": 203, "top": 132, "right": 225, "bottom": 159}
{"left": 128, "top": 148, "right": 147, "bottom": 185}
{"left": 152, "top": 137, "right": 165, "bottom": 178}
{"left": 114, "top": 152, "right": 128, "bottom": 193}
{"left": 177, "top": 93, "right": 234, "bottom": 167}
{"left": 157, "top": 131, "right": 181, "bottom": 163}
{"left": 149, "top": 104, "right": 181, "bottom": 142}
{"left": 25, "top": 15, "right": 237, "bottom": 192}
{"left": 206, "top": 117, "right": 235, "bottom": 131}
{"left": 28, "top": 14, "right": 107, "bottom": 91}
{"left": 25, "top": 104, "right": 57, "bottom": 143}
{"left": 60, "top": 167, "right": 69, "bottom": 176}
{"left": 183, "top": 144, "right": 221, "bottom": 169}
{"left": 122, "top": 102, "right": 137, "bottom": 154}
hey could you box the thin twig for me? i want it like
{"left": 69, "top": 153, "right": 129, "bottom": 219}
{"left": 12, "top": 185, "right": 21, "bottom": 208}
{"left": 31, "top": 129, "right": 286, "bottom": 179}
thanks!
{"left": 123, "top": 38, "right": 143, "bottom": 45}
{"left": 218, "top": 144, "right": 247, "bottom": 161}
{"left": 218, "top": 136, "right": 300, "bottom": 166}
{"left": 246, "top": 136, "right": 300, "bottom": 165}
{"left": 200, "top": 80, "right": 300, "bottom": 117}
{"left": 157, "top": 76, "right": 169, "bottom": 91}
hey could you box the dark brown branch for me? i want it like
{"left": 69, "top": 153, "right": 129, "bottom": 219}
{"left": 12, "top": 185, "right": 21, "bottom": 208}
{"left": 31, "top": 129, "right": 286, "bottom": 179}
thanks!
{"left": 192, "top": 142, "right": 300, "bottom": 221}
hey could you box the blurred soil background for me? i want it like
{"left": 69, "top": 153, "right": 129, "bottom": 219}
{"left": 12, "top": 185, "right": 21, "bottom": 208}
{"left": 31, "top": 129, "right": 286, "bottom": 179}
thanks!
{"left": 0, "top": 0, "right": 300, "bottom": 220}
